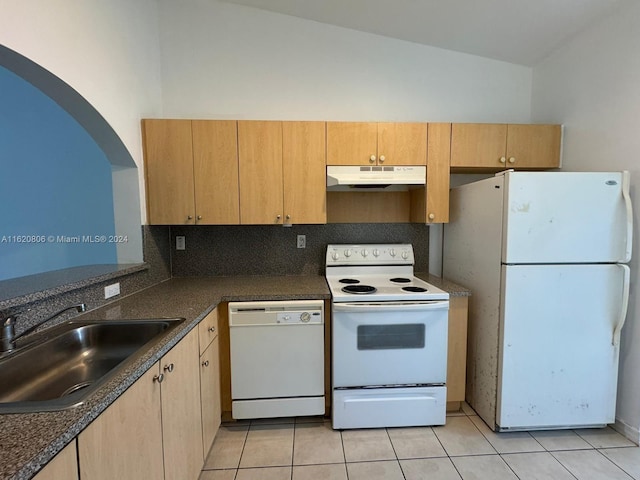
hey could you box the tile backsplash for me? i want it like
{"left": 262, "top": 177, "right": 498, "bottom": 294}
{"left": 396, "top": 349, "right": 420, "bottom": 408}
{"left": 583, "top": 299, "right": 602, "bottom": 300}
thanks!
{"left": 170, "top": 223, "right": 430, "bottom": 276}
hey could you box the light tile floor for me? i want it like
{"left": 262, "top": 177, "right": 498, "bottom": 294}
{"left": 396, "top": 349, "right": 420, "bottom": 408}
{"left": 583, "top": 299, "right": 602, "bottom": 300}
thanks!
{"left": 200, "top": 405, "right": 640, "bottom": 480}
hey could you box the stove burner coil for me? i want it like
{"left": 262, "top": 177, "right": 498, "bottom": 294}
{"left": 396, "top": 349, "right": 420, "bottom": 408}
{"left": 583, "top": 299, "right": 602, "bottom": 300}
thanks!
{"left": 390, "top": 277, "right": 411, "bottom": 283}
{"left": 339, "top": 278, "right": 360, "bottom": 284}
{"left": 402, "top": 286, "right": 428, "bottom": 293}
{"left": 342, "top": 285, "right": 377, "bottom": 294}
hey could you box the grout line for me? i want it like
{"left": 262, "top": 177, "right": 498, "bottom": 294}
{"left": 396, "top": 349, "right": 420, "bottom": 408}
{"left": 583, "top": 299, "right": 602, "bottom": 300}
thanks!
{"left": 594, "top": 449, "right": 636, "bottom": 479}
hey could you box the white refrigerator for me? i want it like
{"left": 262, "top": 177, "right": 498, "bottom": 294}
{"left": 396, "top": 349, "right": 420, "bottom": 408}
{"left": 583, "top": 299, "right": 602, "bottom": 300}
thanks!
{"left": 443, "top": 171, "right": 632, "bottom": 431}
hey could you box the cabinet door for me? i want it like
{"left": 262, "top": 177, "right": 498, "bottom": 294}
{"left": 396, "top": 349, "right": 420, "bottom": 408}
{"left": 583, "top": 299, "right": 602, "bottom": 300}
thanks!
{"left": 34, "top": 441, "right": 78, "bottom": 480}
{"left": 200, "top": 336, "right": 221, "bottom": 459}
{"left": 426, "top": 123, "right": 450, "bottom": 223}
{"left": 326, "top": 122, "right": 378, "bottom": 165}
{"left": 283, "top": 121, "right": 326, "bottom": 224}
{"left": 238, "top": 121, "right": 284, "bottom": 224}
{"left": 78, "top": 365, "right": 164, "bottom": 480}
{"left": 378, "top": 123, "right": 427, "bottom": 165}
{"left": 450, "top": 123, "right": 507, "bottom": 168}
{"left": 506, "top": 124, "right": 562, "bottom": 169}
{"left": 143, "top": 119, "right": 196, "bottom": 224}
{"left": 192, "top": 120, "right": 240, "bottom": 224}
{"left": 161, "top": 328, "right": 204, "bottom": 480}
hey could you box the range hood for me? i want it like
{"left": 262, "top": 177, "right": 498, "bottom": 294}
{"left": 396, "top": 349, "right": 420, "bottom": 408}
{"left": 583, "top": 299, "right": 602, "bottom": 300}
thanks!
{"left": 326, "top": 165, "right": 426, "bottom": 191}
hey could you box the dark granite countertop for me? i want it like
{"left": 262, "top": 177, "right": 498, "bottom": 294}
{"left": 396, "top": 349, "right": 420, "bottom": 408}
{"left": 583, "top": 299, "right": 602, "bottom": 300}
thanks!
{"left": 0, "top": 273, "right": 469, "bottom": 480}
{"left": 0, "top": 275, "right": 330, "bottom": 480}
{"left": 416, "top": 272, "right": 471, "bottom": 297}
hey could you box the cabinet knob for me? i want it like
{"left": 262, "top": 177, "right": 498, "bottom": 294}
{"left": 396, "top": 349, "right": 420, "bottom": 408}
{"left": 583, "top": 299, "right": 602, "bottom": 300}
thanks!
{"left": 276, "top": 214, "right": 281, "bottom": 223}
{"left": 187, "top": 215, "right": 193, "bottom": 220}
{"left": 208, "top": 326, "right": 216, "bottom": 333}
{"left": 202, "top": 360, "right": 210, "bottom": 367}
{"left": 508, "top": 157, "right": 516, "bottom": 164}
{"left": 286, "top": 214, "right": 291, "bottom": 220}
{"left": 379, "top": 155, "right": 386, "bottom": 163}
{"left": 499, "top": 157, "right": 506, "bottom": 164}
{"left": 369, "top": 155, "right": 376, "bottom": 163}
{"left": 163, "top": 363, "right": 174, "bottom": 373}
{"left": 197, "top": 215, "right": 202, "bottom": 220}
{"left": 428, "top": 213, "right": 436, "bottom": 220}
{"left": 153, "top": 373, "right": 164, "bottom": 383}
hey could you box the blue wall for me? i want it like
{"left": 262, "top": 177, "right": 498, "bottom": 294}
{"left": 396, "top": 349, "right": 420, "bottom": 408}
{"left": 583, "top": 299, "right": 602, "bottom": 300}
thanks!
{"left": 0, "top": 66, "right": 116, "bottom": 281}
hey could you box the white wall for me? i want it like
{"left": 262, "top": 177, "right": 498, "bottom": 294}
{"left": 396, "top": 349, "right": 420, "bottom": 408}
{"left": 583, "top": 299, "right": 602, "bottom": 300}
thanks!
{"left": 532, "top": 0, "right": 640, "bottom": 442}
{"left": 0, "top": 0, "right": 163, "bottom": 221}
{"left": 158, "top": 0, "right": 533, "bottom": 123}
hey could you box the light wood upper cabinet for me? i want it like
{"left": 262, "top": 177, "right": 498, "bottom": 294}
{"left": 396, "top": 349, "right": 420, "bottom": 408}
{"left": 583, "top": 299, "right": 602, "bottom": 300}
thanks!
{"left": 143, "top": 119, "right": 195, "bottom": 225}
{"left": 505, "top": 124, "right": 562, "bottom": 168}
{"left": 409, "top": 123, "right": 451, "bottom": 224}
{"left": 327, "top": 122, "right": 427, "bottom": 165}
{"left": 238, "top": 121, "right": 284, "bottom": 224}
{"left": 238, "top": 120, "right": 326, "bottom": 225}
{"left": 192, "top": 120, "right": 240, "bottom": 224}
{"left": 450, "top": 123, "right": 561, "bottom": 169}
{"left": 283, "top": 121, "right": 327, "bottom": 224}
{"left": 378, "top": 123, "right": 428, "bottom": 166}
{"left": 143, "top": 119, "right": 240, "bottom": 225}
{"left": 34, "top": 441, "right": 79, "bottom": 480}
{"left": 326, "top": 122, "right": 377, "bottom": 165}
{"left": 78, "top": 365, "right": 165, "bottom": 480}
{"left": 161, "top": 328, "right": 203, "bottom": 480}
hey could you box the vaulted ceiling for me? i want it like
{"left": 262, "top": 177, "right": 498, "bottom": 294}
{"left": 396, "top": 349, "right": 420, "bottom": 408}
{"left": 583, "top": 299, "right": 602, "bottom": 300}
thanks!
{"left": 219, "top": 0, "right": 622, "bottom": 66}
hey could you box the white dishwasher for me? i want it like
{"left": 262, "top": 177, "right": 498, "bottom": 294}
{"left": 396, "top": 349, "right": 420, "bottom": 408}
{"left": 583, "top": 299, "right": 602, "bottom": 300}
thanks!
{"left": 228, "top": 300, "right": 325, "bottom": 419}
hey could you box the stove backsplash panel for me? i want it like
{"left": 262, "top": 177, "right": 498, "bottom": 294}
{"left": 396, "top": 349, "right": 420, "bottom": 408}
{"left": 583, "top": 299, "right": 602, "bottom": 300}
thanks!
{"left": 170, "top": 224, "right": 430, "bottom": 276}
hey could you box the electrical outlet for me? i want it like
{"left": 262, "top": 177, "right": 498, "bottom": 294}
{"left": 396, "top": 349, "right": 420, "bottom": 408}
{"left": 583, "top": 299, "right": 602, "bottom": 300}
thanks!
{"left": 297, "top": 235, "right": 306, "bottom": 249}
{"left": 104, "top": 282, "right": 120, "bottom": 299}
{"left": 176, "top": 236, "right": 186, "bottom": 250}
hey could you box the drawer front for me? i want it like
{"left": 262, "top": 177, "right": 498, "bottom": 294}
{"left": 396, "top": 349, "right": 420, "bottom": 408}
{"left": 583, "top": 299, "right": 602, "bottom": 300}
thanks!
{"left": 198, "top": 307, "right": 219, "bottom": 354}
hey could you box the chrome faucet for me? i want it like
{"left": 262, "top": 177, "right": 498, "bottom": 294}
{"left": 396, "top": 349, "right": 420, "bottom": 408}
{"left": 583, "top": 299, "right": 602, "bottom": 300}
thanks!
{"left": 0, "top": 303, "right": 87, "bottom": 354}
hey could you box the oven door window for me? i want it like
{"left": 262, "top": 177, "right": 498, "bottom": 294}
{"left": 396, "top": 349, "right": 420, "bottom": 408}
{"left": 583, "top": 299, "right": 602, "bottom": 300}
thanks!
{"left": 357, "top": 323, "right": 425, "bottom": 350}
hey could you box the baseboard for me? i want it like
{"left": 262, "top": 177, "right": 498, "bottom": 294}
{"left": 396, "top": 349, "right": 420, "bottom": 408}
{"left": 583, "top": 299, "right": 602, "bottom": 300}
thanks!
{"left": 613, "top": 417, "right": 640, "bottom": 445}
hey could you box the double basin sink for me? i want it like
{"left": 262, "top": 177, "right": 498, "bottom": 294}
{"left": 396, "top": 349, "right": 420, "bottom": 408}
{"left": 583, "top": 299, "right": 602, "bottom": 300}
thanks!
{"left": 0, "top": 318, "right": 185, "bottom": 413}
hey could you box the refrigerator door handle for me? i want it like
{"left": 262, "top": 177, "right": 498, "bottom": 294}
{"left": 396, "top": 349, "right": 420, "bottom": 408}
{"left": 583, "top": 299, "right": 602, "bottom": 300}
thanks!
{"left": 622, "top": 170, "right": 633, "bottom": 263}
{"left": 613, "top": 264, "right": 631, "bottom": 346}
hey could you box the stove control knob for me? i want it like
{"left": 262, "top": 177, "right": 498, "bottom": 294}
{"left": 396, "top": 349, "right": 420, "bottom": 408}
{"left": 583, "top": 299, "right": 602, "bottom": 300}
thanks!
{"left": 344, "top": 249, "right": 352, "bottom": 257}
{"left": 389, "top": 249, "right": 396, "bottom": 257}
{"left": 401, "top": 251, "right": 409, "bottom": 260}
{"left": 300, "top": 312, "right": 311, "bottom": 323}
{"left": 332, "top": 251, "right": 340, "bottom": 260}
{"left": 361, "top": 249, "right": 369, "bottom": 257}
{"left": 373, "top": 249, "right": 380, "bottom": 257}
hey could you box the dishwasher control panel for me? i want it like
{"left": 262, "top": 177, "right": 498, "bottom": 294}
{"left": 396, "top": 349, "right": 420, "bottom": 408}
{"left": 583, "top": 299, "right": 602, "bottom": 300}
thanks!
{"left": 276, "top": 311, "right": 322, "bottom": 324}
{"left": 229, "top": 300, "right": 324, "bottom": 326}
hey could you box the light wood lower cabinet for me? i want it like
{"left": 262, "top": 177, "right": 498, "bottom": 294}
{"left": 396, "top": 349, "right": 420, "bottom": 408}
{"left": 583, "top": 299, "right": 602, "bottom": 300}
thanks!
{"left": 33, "top": 441, "right": 78, "bottom": 480}
{"left": 78, "top": 328, "right": 203, "bottom": 480}
{"left": 198, "top": 307, "right": 221, "bottom": 459}
{"left": 78, "top": 366, "right": 164, "bottom": 480}
{"left": 200, "top": 336, "right": 221, "bottom": 458}
{"left": 447, "top": 296, "right": 469, "bottom": 411}
{"left": 161, "top": 329, "right": 203, "bottom": 480}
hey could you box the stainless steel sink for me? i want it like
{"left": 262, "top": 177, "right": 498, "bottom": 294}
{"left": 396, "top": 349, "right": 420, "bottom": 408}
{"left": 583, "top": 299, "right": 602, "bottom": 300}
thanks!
{"left": 0, "top": 318, "right": 184, "bottom": 413}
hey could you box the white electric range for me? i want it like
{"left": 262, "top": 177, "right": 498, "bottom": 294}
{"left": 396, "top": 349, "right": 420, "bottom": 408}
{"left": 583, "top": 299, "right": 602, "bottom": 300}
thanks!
{"left": 326, "top": 244, "right": 449, "bottom": 430}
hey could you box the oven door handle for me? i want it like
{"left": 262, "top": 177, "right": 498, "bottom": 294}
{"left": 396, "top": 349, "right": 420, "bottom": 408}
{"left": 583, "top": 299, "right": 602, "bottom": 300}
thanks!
{"left": 332, "top": 301, "right": 449, "bottom": 312}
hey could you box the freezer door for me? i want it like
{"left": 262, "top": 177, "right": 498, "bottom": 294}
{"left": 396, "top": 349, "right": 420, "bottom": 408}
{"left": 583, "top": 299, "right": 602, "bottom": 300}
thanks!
{"left": 496, "top": 264, "right": 628, "bottom": 430}
{"left": 503, "top": 171, "right": 632, "bottom": 264}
